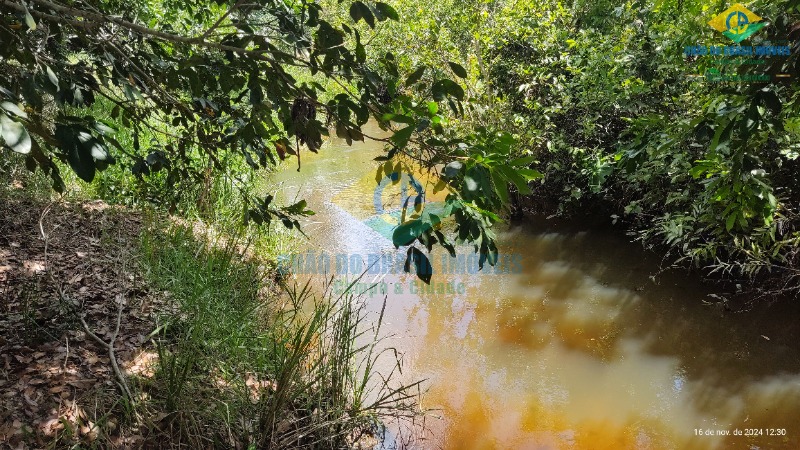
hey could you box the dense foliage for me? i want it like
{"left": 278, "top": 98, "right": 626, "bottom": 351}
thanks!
{"left": 0, "top": 0, "right": 542, "bottom": 281}
{"left": 357, "top": 0, "right": 800, "bottom": 295}
{"left": 4, "top": 0, "right": 800, "bottom": 291}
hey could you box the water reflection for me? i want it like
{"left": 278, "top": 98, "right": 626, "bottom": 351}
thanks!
{"left": 269, "top": 125, "right": 800, "bottom": 449}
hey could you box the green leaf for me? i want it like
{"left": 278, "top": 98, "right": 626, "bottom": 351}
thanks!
{"left": 45, "top": 66, "right": 59, "bottom": 92}
{"left": 92, "top": 120, "right": 116, "bottom": 136}
{"left": 491, "top": 169, "right": 510, "bottom": 204}
{"left": 56, "top": 125, "right": 95, "bottom": 182}
{"left": 355, "top": 31, "right": 366, "bottom": 62}
{"left": 390, "top": 125, "right": 414, "bottom": 149}
{"left": 498, "top": 165, "right": 532, "bottom": 194}
{"left": 689, "top": 161, "right": 712, "bottom": 179}
{"left": 349, "top": 1, "right": 375, "bottom": 28}
{"left": 434, "top": 229, "right": 457, "bottom": 257}
{"left": 509, "top": 155, "right": 536, "bottom": 167}
{"left": 0, "top": 113, "right": 32, "bottom": 154}
{"left": 710, "top": 120, "right": 734, "bottom": 154}
{"left": 24, "top": 7, "right": 36, "bottom": 30}
{"left": 393, "top": 219, "right": 431, "bottom": 247}
{"left": 248, "top": 80, "right": 262, "bottom": 105}
{"left": 443, "top": 161, "right": 463, "bottom": 178}
{"left": 517, "top": 168, "right": 543, "bottom": 181}
{"left": 432, "top": 79, "right": 464, "bottom": 101}
{"left": 404, "top": 247, "right": 432, "bottom": 284}
{"left": 405, "top": 66, "right": 426, "bottom": 85}
{"left": 51, "top": 173, "right": 65, "bottom": 193}
{"left": 448, "top": 61, "right": 468, "bottom": 78}
{"left": 375, "top": 2, "right": 399, "bottom": 21}
{"left": 740, "top": 102, "right": 760, "bottom": 134}
{"left": 146, "top": 151, "right": 168, "bottom": 172}
{"left": 427, "top": 101, "right": 438, "bottom": 115}
{"left": 350, "top": 2, "right": 364, "bottom": 22}
{"left": 285, "top": 199, "right": 315, "bottom": 216}
{"left": 316, "top": 21, "right": 344, "bottom": 48}
{"left": 725, "top": 213, "right": 736, "bottom": 231}
{"left": 479, "top": 239, "right": 499, "bottom": 269}
{"left": 1, "top": 102, "right": 28, "bottom": 119}
{"left": 383, "top": 113, "right": 414, "bottom": 124}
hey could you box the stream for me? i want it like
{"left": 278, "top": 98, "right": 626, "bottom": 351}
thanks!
{"left": 270, "top": 122, "right": 800, "bottom": 449}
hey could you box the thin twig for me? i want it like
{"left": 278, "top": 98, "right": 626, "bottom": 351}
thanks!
{"left": 77, "top": 299, "right": 132, "bottom": 399}
{"left": 200, "top": 0, "right": 244, "bottom": 41}
{"left": 38, "top": 202, "right": 133, "bottom": 401}
{"left": 62, "top": 336, "right": 69, "bottom": 371}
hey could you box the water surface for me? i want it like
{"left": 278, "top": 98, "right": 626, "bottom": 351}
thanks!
{"left": 270, "top": 123, "right": 800, "bottom": 449}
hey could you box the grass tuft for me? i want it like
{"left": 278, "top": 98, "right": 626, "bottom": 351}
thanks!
{"left": 137, "top": 219, "right": 423, "bottom": 449}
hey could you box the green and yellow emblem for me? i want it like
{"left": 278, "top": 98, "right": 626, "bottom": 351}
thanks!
{"left": 708, "top": 3, "right": 765, "bottom": 43}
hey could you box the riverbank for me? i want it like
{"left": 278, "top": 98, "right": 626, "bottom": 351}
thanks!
{"left": 0, "top": 168, "right": 420, "bottom": 449}
{"left": 512, "top": 195, "right": 797, "bottom": 311}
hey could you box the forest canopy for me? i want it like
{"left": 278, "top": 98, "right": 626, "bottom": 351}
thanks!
{"left": 1, "top": 0, "right": 542, "bottom": 281}
{"left": 2, "top": 0, "right": 800, "bottom": 292}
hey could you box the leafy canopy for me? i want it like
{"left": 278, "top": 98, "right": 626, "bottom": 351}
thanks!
{"left": 0, "top": 0, "right": 537, "bottom": 282}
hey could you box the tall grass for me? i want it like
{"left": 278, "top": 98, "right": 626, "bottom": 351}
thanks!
{"left": 138, "top": 219, "right": 423, "bottom": 448}
{"left": 2, "top": 97, "right": 423, "bottom": 449}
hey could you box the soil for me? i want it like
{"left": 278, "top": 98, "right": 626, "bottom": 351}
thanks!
{"left": 0, "top": 197, "right": 161, "bottom": 449}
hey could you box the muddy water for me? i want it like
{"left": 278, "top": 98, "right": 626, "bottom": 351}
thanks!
{"left": 270, "top": 123, "right": 800, "bottom": 449}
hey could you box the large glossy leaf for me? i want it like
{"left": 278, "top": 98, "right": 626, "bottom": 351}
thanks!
{"left": 478, "top": 239, "right": 498, "bottom": 269}
{"left": 390, "top": 125, "right": 415, "bottom": 149}
{"left": 375, "top": 2, "right": 399, "bottom": 21}
{"left": 1, "top": 102, "right": 28, "bottom": 119}
{"left": 392, "top": 218, "right": 431, "bottom": 247}
{"left": 448, "top": 61, "right": 468, "bottom": 78}
{"left": 509, "top": 155, "right": 536, "bottom": 167}
{"left": 517, "top": 168, "right": 543, "bottom": 181}
{"left": 497, "top": 165, "right": 532, "bottom": 194}
{"left": 491, "top": 169, "right": 510, "bottom": 204}
{"left": 432, "top": 79, "right": 465, "bottom": 101}
{"left": 0, "top": 113, "right": 32, "bottom": 154}
{"left": 443, "top": 161, "right": 463, "bottom": 178}
{"left": 349, "top": 1, "right": 375, "bottom": 28}
{"left": 56, "top": 125, "right": 96, "bottom": 182}
{"left": 44, "top": 66, "right": 59, "bottom": 92}
{"left": 405, "top": 66, "right": 426, "bottom": 85}
{"left": 24, "top": 7, "right": 36, "bottom": 30}
{"left": 404, "top": 247, "right": 432, "bottom": 284}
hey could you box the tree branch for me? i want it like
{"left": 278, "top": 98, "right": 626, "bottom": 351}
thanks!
{"left": 200, "top": 0, "right": 245, "bottom": 41}
{"left": 25, "top": 0, "right": 283, "bottom": 63}
{"left": 1, "top": 0, "right": 97, "bottom": 30}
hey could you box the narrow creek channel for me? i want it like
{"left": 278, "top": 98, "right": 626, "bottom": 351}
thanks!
{"left": 269, "top": 122, "right": 800, "bottom": 449}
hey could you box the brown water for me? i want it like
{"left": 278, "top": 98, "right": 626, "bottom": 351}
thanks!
{"left": 270, "top": 123, "right": 800, "bottom": 449}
